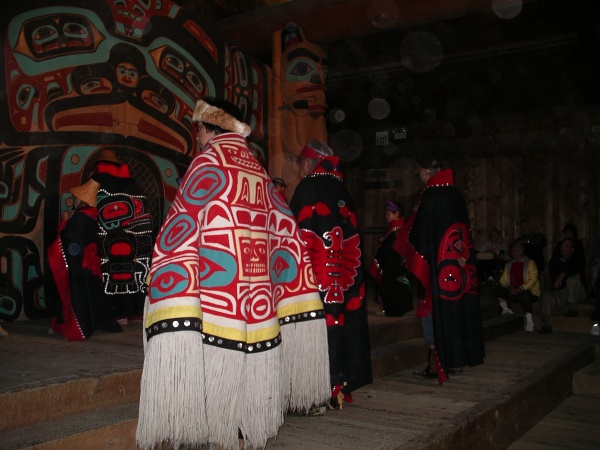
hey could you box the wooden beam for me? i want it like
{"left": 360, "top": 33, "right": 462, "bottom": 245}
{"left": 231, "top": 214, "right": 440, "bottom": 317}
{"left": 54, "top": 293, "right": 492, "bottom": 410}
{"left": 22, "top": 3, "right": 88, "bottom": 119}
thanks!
{"left": 215, "top": 0, "right": 539, "bottom": 56}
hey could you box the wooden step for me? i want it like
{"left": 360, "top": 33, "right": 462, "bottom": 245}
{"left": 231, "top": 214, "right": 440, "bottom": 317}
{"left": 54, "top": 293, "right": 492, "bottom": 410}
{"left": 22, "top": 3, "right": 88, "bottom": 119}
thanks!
{"left": 507, "top": 395, "right": 600, "bottom": 450}
{"left": 0, "top": 284, "right": 555, "bottom": 449}
{"left": 0, "top": 403, "right": 138, "bottom": 450}
{"left": 371, "top": 337, "right": 427, "bottom": 378}
{"left": 0, "top": 368, "right": 141, "bottom": 432}
{"left": 367, "top": 311, "right": 423, "bottom": 347}
{"left": 490, "top": 299, "right": 596, "bottom": 334}
{"left": 572, "top": 356, "right": 600, "bottom": 398}
{"left": 0, "top": 320, "right": 144, "bottom": 433}
{"left": 276, "top": 332, "right": 596, "bottom": 450}
{"left": 532, "top": 315, "right": 596, "bottom": 334}
{"left": 367, "top": 279, "right": 525, "bottom": 380}
{"left": 1, "top": 329, "right": 594, "bottom": 449}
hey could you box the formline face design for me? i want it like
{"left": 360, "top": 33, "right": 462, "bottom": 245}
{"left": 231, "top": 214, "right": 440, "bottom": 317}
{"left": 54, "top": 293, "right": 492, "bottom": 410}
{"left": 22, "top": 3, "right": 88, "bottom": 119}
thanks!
{"left": 0, "top": 1, "right": 269, "bottom": 321}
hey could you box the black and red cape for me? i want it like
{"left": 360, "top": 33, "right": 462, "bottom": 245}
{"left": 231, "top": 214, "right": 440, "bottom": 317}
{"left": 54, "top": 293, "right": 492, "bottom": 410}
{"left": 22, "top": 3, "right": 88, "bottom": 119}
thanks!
{"left": 290, "top": 156, "right": 372, "bottom": 395}
{"left": 47, "top": 207, "right": 120, "bottom": 340}
{"left": 393, "top": 169, "right": 485, "bottom": 383}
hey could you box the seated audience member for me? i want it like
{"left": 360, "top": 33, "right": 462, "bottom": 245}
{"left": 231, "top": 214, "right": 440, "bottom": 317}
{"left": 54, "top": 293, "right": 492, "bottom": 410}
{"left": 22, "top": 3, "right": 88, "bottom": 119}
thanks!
{"left": 551, "top": 223, "right": 585, "bottom": 265}
{"left": 477, "top": 227, "right": 509, "bottom": 285}
{"left": 495, "top": 240, "right": 540, "bottom": 332}
{"left": 516, "top": 220, "right": 547, "bottom": 274}
{"left": 539, "top": 238, "right": 586, "bottom": 334}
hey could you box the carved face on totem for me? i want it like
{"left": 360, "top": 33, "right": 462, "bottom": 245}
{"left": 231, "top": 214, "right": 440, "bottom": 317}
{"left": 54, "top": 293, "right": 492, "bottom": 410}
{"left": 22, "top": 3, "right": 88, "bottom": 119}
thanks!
{"left": 281, "top": 44, "right": 328, "bottom": 118}
{"left": 116, "top": 62, "right": 139, "bottom": 88}
{"left": 277, "top": 24, "right": 329, "bottom": 197}
{"left": 1, "top": 1, "right": 269, "bottom": 322}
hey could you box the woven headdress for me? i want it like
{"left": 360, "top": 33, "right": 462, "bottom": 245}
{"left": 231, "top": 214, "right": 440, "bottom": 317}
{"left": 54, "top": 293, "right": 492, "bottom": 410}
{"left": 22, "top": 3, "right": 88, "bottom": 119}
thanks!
{"left": 94, "top": 149, "right": 122, "bottom": 165}
{"left": 192, "top": 99, "right": 251, "bottom": 138}
{"left": 70, "top": 178, "right": 100, "bottom": 207}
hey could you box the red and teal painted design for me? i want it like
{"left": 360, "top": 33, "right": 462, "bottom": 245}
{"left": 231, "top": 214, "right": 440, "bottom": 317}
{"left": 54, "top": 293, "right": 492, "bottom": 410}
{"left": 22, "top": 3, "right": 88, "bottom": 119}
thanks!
{"left": 0, "top": 0, "right": 269, "bottom": 321}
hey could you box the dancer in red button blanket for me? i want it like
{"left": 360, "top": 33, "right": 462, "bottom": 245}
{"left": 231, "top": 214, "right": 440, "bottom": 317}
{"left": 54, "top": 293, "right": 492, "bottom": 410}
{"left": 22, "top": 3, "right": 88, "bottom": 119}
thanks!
{"left": 137, "top": 98, "right": 330, "bottom": 450}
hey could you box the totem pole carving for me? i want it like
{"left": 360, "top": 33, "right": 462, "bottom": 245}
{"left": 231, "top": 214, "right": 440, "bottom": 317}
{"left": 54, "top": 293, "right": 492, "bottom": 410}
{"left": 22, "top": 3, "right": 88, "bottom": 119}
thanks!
{"left": 0, "top": 1, "right": 268, "bottom": 321}
{"left": 269, "top": 23, "right": 329, "bottom": 201}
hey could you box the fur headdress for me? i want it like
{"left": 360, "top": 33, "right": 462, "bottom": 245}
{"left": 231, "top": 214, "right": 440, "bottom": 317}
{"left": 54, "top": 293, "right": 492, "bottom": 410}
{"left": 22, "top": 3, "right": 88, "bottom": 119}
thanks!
{"left": 192, "top": 99, "right": 251, "bottom": 138}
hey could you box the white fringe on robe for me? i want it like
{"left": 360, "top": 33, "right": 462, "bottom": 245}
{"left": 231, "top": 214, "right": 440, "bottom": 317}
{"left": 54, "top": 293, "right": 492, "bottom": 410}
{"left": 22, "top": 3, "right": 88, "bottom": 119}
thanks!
{"left": 137, "top": 317, "right": 329, "bottom": 450}
{"left": 136, "top": 331, "right": 208, "bottom": 450}
{"left": 280, "top": 318, "right": 330, "bottom": 413}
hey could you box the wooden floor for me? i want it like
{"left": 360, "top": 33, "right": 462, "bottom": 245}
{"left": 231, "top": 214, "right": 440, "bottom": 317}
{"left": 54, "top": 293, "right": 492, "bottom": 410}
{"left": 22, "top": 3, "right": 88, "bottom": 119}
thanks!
{"left": 508, "top": 396, "right": 600, "bottom": 450}
{"left": 263, "top": 332, "right": 598, "bottom": 450}
{"left": 1, "top": 292, "right": 599, "bottom": 450}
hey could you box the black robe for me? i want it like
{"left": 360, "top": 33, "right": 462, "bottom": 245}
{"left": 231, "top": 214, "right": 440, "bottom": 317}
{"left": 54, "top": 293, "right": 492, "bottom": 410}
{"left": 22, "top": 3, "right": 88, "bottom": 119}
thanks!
{"left": 290, "top": 156, "right": 372, "bottom": 394}
{"left": 93, "top": 163, "right": 155, "bottom": 320}
{"left": 370, "top": 220, "right": 413, "bottom": 316}
{"left": 393, "top": 169, "right": 485, "bottom": 383}
{"left": 47, "top": 207, "right": 120, "bottom": 340}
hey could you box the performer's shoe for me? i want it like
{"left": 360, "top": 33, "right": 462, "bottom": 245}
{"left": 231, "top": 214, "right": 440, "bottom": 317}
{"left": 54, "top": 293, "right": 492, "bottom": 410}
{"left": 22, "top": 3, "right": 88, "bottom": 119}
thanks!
{"left": 538, "top": 325, "right": 553, "bottom": 334}
{"left": 307, "top": 404, "right": 326, "bottom": 416}
{"left": 326, "top": 396, "right": 341, "bottom": 410}
{"left": 412, "top": 366, "right": 437, "bottom": 379}
{"left": 414, "top": 348, "right": 438, "bottom": 379}
{"left": 326, "top": 384, "right": 345, "bottom": 410}
{"left": 99, "top": 320, "right": 124, "bottom": 333}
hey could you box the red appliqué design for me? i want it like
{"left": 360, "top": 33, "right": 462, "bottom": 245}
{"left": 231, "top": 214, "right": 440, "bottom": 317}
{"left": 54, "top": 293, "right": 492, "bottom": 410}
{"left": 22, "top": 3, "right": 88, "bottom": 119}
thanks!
{"left": 297, "top": 202, "right": 331, "bottom": 222}
{"left": 338, "top": 205, "right": 358, "bottom": 227}
{"left": 437, "top": 223, "right": 478, "bottom": 300}
{"left": 301, "top": 226, "right": 361, "bottom": 304}
{"left": 82, "top": 243, "right": 102, "bottom": 278}
{"left": 325, "top": 313, "right": 345, "bottom": 327}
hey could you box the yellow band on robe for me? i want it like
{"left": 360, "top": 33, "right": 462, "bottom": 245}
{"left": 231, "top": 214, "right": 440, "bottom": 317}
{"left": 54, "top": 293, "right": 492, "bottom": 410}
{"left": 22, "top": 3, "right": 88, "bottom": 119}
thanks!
{"left": 145, "top": 299, "right": 324, "bottom": 344}
{"left": 277, "top": 298, "right": 324, "bottom": 319}
{"left": 145, "top": 305, "right": 203, "bottom": 328}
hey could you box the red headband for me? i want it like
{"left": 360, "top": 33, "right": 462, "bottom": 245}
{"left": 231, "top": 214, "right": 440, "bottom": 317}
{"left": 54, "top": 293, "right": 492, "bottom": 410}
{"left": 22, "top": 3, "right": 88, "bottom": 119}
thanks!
{"left": 300, "top": 145, "right": 326, "bottom": 160}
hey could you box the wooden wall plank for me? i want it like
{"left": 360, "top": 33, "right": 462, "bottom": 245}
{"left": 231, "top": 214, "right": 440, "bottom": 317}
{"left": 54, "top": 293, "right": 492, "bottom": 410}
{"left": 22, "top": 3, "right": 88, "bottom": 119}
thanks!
{"left": 351, "top": 145, "right": 599, "bottom": 283}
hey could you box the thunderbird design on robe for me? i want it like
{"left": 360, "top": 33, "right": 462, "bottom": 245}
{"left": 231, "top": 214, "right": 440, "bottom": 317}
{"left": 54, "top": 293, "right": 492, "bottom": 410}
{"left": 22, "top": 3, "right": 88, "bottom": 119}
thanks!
{"left": 301, "top": 226, "right": 361, "bottom": 304}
